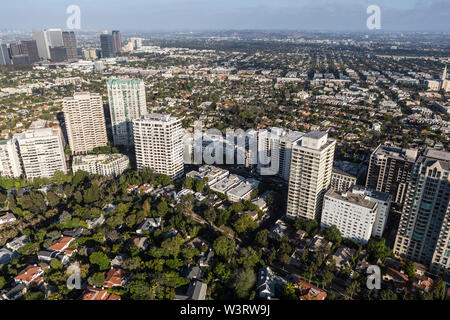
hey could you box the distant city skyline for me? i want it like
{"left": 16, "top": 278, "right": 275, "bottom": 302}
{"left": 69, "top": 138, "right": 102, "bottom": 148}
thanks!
{"left": 0, "top": 0, "right": 448, "bottom": 32}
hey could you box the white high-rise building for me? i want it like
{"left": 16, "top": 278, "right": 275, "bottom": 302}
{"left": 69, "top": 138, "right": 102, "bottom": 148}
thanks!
{"left": 15, "top": 124, "right": 67, "bottom": 179}
{"left": 46, "top": 29, "right": 64, "bottom": 48}
{"left": 107, "top": 78, "right": 147, "bottom": 147}
{"left": 63, "top": 92, "right": 108, "bottom": 154}
{"left": 72, "top": 154, "right": 129, "bottom": 177}
{"left": 32, "top": 30, "right": 51, "bottom": 60}
{"left": 0, "top": 139, "right": 22, "bottom": 178}
{"left": 286, "top": 131, "right": 336, "bottom": 220}
{"left": 321, "top": 189, "right": 378, "bottom": 244}
{"left": 257, "top": 128, "right": 303, "bottom": 180}
{"left": 133, "top": 114, "right": 184, "bottom": 180}
{"left": 279, "top": 131, "right": 304, "bottom": 181}
{"left": 350, "top": 185, "right": 392, "bottom": 238}
{"left": 257, "top": 128, "right": 284, "bottom": 176}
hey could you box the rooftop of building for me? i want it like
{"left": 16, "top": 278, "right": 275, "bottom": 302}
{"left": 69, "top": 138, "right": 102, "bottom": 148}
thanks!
{"left": 281, "top": 130, "right": 305, "bottom": 143}
{"left": 304, "top": 130, "right": 328, "bottom": 140}
{"left": 373, "top": 143, "right": 418, "bottom": 163}
{"left": 424, "top": 148, "right": 450, "bottom": 162}
{"left": 73, "top": 153, "right": 129, "bottom": 165}
{"left": 135, "top": 113, "right": 180, "bottom": 123}
{"left": 350, "top": 185, "right": 392, "bottom": 202}
{"left": 325, "top": 189, "right": 377, "bottom": 209}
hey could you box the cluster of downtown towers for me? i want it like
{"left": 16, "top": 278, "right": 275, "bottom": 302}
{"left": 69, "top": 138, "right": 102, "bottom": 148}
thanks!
{"left": 0, "top": 75, "right": 449, "bottom": 278}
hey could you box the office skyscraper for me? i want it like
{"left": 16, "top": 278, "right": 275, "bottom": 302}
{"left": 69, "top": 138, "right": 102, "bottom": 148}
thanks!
{"left": 32, "top": 30, "right": 51, "bottom": 60}
{"left": 47, "top": 29, "right": 64, "bottom": 47}
{"left": 15, "top": 122, "right": 67, "bottom": 179}
{"left": 366, "top": 144, "right": 418, "bottom": 209}
{"left": 49, "top": 47, "right": 67, "bottom": 62}
{"left": 0, "top": 44, "right": 11, "bottom": 65}
{"left": 63, "top": 93, "right": 108, "bottom": 154}
{"left": 62, "top": 31, "right": 78, "bottom": 60}
{"left": 100, "top": 34, "right": 115, "bottom": 58}
{"left": 286, "top": 131, "right": 336, "bottom": 220}
{"left": 107, "top": 78, "right": 147, "bottom": 147}
{"left": 9, "top": 43, "right": 23, "bottom": 56}
{"left": 112, "top": 30, "right": 122, "bottom": 54}
{"left": 394, "top": 149, "right": 450, "bottom": 276}
{"left": 133, "top": 114, "right": 184, "bottom": 180}
{"left": 21, "top": 40, "right": 40, "bottom": 64}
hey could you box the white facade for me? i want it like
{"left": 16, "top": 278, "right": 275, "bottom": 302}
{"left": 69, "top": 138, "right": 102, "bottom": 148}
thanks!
{"left": 72, "top": 154, "right": 129, "bottom": 177}
{"left": 0, "top": 139, "right": 22, "bottom": 178}
{"left": 107, "top": 78, "right": 147, "bottom": 147}
{"left": 286, "top": 131, "right": 336, "bottom": 220}
{"left": 46, "top": 29, "right": 64, "bottom": 47}
{"left": 351, "top": 185, "right": 392, "bottom": 238}
{"left": 331, "top": 168, "right": 357, "bottom": 192}
{"left": 257, "top": 128, "right": 303, "bottom": 180}
{"left": 133, "top": 114, "right": 184, "bottom": 180}
{"left": 63, "top": 92, "right": 108, "bottom": 154}
{"left": 32, "top": 30, "right": 51, "bottom": 60}
{"left": 15, "top": 126, "right": 67, "bottom": 179}
{"left": 226, "top": 178, "right": 260, "bottom": 203}
{"left": 279, "top": 131, "right": 304, "bottom": 181}
{"left": 321, "top": 190, "right": 378, "bottom": 244}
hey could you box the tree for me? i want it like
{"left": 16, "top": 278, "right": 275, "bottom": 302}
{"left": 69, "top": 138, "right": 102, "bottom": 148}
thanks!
{"left": 283, "top": 283, "right": 298, "bottom": 300}
{"left": 156, "top": 174, "right": 171, "bottom": 186}
{"left": 380, "top": 289, "right": 398, "bottom": 300}
{"left": 216, "top": 209, "right": 230, "bottom": 227}
{"left": 346, "top": 280, "right": 360, "bottom": 299}
{"left": 89, "top": 272, "right": 106, "bottom": 287}
{"left": 50, "top": 259, "right": 63, "bottom": 270}
{"left": 89, "top": 252, "right": 110, "bottom": 271}
{"left": 202, "top": 205, "right": 216, "bottom": 224}
{"left": 156, "top": 200, "right": 169, "bottom": 217}
{"left": 183, "top": 177, "right": 195, "bottom": 190}
{"left": 194, "top": 179, "right": 206, "bottom": 193}
{"left": 0, "top": 276, "right": 6, "bottom": 290}
{"left": 214, "top": 262, "right": 231, "bottom": 282}
{"left": 255, "top": 229, "right": 269, "bottom": 247}
{"left": 213, "top": 236, "right": 235, "bottom": 261}
{"left": 83, "top": 183, "right": 100, "bottom": 204}
{"left": 237, "top": 247, "right": 260, "bottom": 270}
{"left": 233, "top": 214, "right": 258, "bottom": 234}
{"left": 323, "top": 225, "right": 342, "bottom": 244}
{"left": 367, "top": 239, "right": 392, "bottom": 261}
{"left": 403, "top": 260, "right": 416, "bottom": 278}
{"left": 321, "top": 270, "right": 334, "bottom": 289}
{"left": 161, "top": 237, "right": 183, "bottom": 257}
{"left": 231, "top": 269, "right": 256, "bottom": 299}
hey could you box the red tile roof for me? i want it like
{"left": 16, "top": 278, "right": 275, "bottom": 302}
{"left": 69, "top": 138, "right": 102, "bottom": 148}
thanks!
{"left": 294, "top": 280, "right": 327, "bottom": 300}
{"left": 81, "top": 287, "right": 121, "bottom": 301}
{"left": 104, "top": 268, "right": 129, "bottom": 288}
{"left": 48, "top": 237, "right": 74, "bottom": 252}
{"left": 15, "top": 265, "right": 44, "bottom": 286}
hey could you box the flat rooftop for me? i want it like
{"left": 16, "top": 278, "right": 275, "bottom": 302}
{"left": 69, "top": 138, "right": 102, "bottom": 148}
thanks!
{"left": 374, "top": 144, "right": 418, "bottom": 163}
{"left": 326, "top": 189, "right": 377, "bottom": 210}
{"left": 424, "top": 149, "right": 450, "bottom": 162}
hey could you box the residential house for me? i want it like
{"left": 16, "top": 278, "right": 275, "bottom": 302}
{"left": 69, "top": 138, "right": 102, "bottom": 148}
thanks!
{"left": 136, "top": 217, "right": 162, "bottom": 234}
{"left": 6, "top": 235, "right": 29, "bottom": 252}
{"left": 15, "top": 265, "right": 45, "bottom": 287}
{"left": 332, "top": 246, "right": 356, "bottom": 269}
{"left": 81, "top": 286, "right": 121, "bottom": 300}
{"left": 0, "top": 248, "right": 17, "bottom": 265}
{"left": 257, "top": 267, "right": 276, "bottom": 299}
{"left": 0, "top": 213, "right": 16, "bottom": 226}
{"left": 103, "top": 268, "right": 129, "bottom": 288}
{"left": 294, "top": 279, "right": 327, "bottom": 300}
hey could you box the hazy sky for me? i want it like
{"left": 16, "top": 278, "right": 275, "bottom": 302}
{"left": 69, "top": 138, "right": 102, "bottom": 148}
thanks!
{"left": 1, "top": 0, "right": 449, "bottom": 32}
